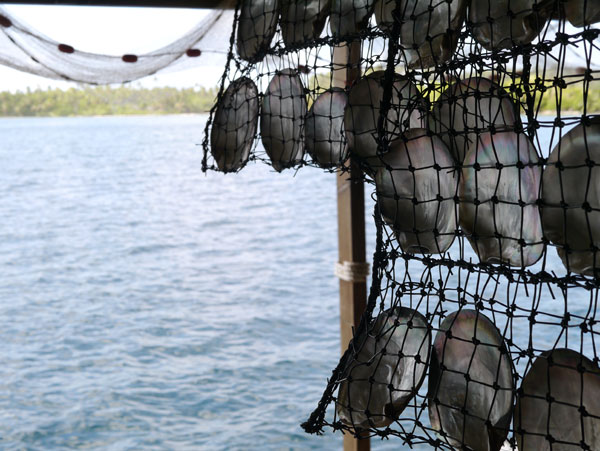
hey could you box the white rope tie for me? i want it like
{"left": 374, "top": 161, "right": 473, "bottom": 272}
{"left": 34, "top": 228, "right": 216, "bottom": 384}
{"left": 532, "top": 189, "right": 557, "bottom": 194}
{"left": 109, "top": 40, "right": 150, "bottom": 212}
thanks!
{"left": 334, "top": 261, "right": 370, "bottom": 282}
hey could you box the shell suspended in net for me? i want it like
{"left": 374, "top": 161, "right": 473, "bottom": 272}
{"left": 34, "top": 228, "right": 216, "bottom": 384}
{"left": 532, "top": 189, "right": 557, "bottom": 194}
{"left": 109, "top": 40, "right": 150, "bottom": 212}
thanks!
{"left": 565, "top": 0, "right": 600, "bottom": 26}
{"left": 541, "top": 117, "right": 600, "bottom": 276}
{"left": 280, "top": 0, "right": 330, "bottom": 48}
{"left": 515, "top": 349, "right": 600, "bottom": 451}
{"left": 345, "top": 70, "right": 426, "bottom": 171}
{"left": 428, "top": 309, "right": 514, "bottom": 451}
{"left": 375, "top": 129, "right": 458, "bottom": 254}
{"left": 430, "top": 77, "right": 519, "bottom": 164}
{"left": 336, "top": 307, "right": 431, "bottom": 429}
{"left": 236, "top": 0, "right": 279, "bottom": 62}
{"left": 260, "top": 69, "right": 307, "bottom": 172}
{"left": 375, "top": 0, "right": 467, "bottom": 68}
{"left": 305, "top": 88, "right": 349, "bottom": 169}
{"left": 469, "top": 0, "right": 550, "bottom": 50}
{"left": 330, "top": 0, "right": 375, "bottom": 38}
{"left": 460, "top": 130, "right": 544, "bottom": 267}
{"left": 210, "top": 77, "right": 259, "bottom": 173}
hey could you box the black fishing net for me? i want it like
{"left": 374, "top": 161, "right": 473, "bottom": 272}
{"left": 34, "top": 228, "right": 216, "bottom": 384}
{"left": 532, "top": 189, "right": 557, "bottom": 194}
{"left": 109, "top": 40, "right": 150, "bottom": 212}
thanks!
{"left": 202, "top": 0, "right": 600, "bottom": 449}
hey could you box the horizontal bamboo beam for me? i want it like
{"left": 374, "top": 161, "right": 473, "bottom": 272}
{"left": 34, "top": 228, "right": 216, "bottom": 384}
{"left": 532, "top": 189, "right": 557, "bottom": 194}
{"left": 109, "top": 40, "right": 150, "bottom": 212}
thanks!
{"left": 0, "top": 1, "right": 233, "bottom": 8}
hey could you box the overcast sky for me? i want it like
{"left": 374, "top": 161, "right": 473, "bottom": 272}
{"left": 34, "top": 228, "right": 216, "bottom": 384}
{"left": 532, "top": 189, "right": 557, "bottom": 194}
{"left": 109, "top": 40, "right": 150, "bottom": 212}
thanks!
{"left": 0, "top": 5, "right": 226, "bottom": 91}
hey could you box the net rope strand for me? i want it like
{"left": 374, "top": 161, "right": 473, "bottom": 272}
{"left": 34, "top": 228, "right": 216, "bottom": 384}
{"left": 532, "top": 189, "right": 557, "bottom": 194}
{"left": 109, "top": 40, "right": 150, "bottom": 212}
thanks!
{"left": 202, "top": 0, "right": 600, "bottom": 449}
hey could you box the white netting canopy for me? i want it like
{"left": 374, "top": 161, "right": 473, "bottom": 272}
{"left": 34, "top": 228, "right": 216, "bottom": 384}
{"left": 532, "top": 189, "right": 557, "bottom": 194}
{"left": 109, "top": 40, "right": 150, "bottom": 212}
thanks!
{"left": 0, "top": 2, "right": 234, "bottom": 84}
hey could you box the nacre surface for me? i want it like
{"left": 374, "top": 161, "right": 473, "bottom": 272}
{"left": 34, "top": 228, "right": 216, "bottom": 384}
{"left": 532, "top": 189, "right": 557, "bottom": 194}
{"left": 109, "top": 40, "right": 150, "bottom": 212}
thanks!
{"left": 428, "top": 309, "right": 514, "bottom": 451}
{"left": 469, "top": 0, "right": 550, "bottom": 50}
{"left": 330, "top": 0, "right": 375, "bottom": 38}
{"left": 337, "top": 307, "right": 431, "bottom": 429}
{"left": 345, "top": 70, "right": 426, "bottom": 171}
{"left": 541, "top": 117, "right": 600, "bottom": 276}
{"left": 515, "top": 348, "right": 600, "bottom": 451}
{"left": 260, "top": 69, "right": 307, "bottom": 172}
{"left": 375, "top": 129, "right": 458, "bottom": 254}
{"left": 236, "top": 0, "right": 279, "bottom": 62}
{"left": 460, "top": 130, "right": 543, "bottom": 267}
{"left": 210, "top": 77, "right": 259, "bottom": 172}
{"left": 305, "top": 88, "right": 348, "bottom": 168}
{"left": 280, "top": 0, "right": 330, "bottom": 48}
{"left": 375, "top": 0, "right": 467, "bottom": 68}
{"left": 430, "top": 77, "right": 519, "bottom": 164}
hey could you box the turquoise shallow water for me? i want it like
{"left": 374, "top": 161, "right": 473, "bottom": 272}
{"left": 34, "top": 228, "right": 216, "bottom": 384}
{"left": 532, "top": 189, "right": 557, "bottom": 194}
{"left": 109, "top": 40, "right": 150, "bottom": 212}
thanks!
{"left": 0, "top": 114, "right": 591, "bottom": 450}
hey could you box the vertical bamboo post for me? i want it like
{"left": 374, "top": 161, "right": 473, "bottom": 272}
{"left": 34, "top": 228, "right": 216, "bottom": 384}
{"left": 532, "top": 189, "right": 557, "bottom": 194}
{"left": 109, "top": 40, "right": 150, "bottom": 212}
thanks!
{"left": 332, "top": 41, "right": 370, "bottom": 451}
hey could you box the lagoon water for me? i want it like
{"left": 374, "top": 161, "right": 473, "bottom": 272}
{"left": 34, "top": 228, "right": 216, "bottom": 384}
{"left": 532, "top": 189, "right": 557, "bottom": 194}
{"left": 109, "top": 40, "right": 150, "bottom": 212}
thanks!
{"left": 0, "top": 114, "right": 589, "bottom": 450}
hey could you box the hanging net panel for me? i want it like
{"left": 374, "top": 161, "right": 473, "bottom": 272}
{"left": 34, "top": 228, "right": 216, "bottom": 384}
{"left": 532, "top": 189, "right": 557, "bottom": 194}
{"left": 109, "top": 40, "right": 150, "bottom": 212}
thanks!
{"left": 201, "top": 0, "right": 600, "bottom": 449}
{"left": 0, "top": 3, "right": 234, "bottom": 84}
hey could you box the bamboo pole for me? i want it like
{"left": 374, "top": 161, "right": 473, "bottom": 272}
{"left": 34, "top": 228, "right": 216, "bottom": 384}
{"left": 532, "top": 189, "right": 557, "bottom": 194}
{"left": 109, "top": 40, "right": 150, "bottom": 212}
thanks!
{"left": 332, "top": 41, "right": 369, "bottom": 451}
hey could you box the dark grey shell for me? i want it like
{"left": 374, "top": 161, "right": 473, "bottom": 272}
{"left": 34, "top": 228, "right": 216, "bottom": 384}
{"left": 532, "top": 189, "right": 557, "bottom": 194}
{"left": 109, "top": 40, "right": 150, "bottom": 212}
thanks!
{"left": 428, "top": 309, "right": 514, "bottom": 451}
{"left": 375, "top": 0, "right": 467, "bottom": 68}
{"left": 565, "top": 0, "right": 600, "bottom": 26}
{"left": 430, "top": 77, "right": 519, "bottom": 164}
{"left": 260, "top": 69, "right": 307, "bottom": 172}
{"left": 305, "top": 88, "right": 348, "bottom": 168}
{"left": 210, "top": 77, "right": 259, "bottom": 172}
{"left": 280, "top": 0, "right": 330, "bottom": 47}
{"left": 460, "top": 130, "right": 544, "bottom": 267}
{"left": 344, "top": 70, "right": 426, "bottom": 171}
{"left": 515, "top": 349, "right": 600, "bottom": 451}
{"left": 337, "top": 307, "right": 431, "bottom": 429}
{"left": 236, "top": 0, "right": 279, "bottom": 62}
{"left": 330, "top": 0, "right": 375, "bottom": 38}
{"left": 541, "top": 117, "right": 600, "bottom": 276}
{"left": 469, "top": 0, "right": 550, "bottom": 50}
{"left": 375, "top": 129, "right": 458, "bottom": 254}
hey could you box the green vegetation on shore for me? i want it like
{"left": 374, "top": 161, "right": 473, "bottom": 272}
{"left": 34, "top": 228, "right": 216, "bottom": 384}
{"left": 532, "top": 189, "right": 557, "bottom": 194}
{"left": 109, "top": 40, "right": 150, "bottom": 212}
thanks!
{"left": 0, "top": 85, "right": 219, "bottom": 117}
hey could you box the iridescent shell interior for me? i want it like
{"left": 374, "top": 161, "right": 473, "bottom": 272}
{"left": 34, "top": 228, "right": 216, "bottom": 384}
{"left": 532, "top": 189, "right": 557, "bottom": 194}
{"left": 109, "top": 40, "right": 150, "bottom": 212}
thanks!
{"left": 375, "top": 129, "right": 458, "bottom": 254}
{"left": 460, "top": 130, "right": 544, "bottom": 267}
{"left": 280, "top": 0, "right": 330, "bottom": 48}
{"left": 305, "top": 88, "right": 349, "bottom": 169}
{"left": 236, "top": 0, "right": 280, "bottom": 62}
{"left": 260, "top": 69, "right": 307, "bottom": 172}
{"left": 428, "top": 309, "right": 513, "bottom": 451}
{"left": 430, "top": 77, "right": 519, "bottom": 164}
{"left": 345, "top": 70, "right": 426, "bottom": 171}
{"left": 337, "top": 307, "right": 430, "bottom": 429}
{"left": 541, "top": 117, "right": 600, "bottom": 276}
{"left": 210, "top": 77, "right": 259, "bottom": 173}
{"left": 515, "top": 349, "right": 600, "bottom": 451}
{"left": 469, "top": 0, "right": 550, "bottom": 50}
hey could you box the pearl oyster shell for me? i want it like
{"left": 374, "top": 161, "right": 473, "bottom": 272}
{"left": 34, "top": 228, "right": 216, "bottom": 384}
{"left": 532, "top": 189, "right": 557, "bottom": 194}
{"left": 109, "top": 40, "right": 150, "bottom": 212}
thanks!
{"left": 469, "top": 0, "right": 550, "bottom": 50}
{"left": 345, "top": 70, "right": 426, "bottom": 172}
{"left": 430, "top": 77, "right": 519, "bottom": 164}
{"left": 515, "top": 349, "right": 600, "bottom": 451}
{"left": 337, "top": 307, "right": 431, "bottom": 429}
{"left": 375, "top": 129, "right": 458, "bottom": 254}
{"left": 236, "top": 0, "right": 279, "bottom": 62}
{"left": 280, "top": 0, "right": 330, "bottom": 48}
{"left": 260, "top": 69, "right": 307, "bottom": 172}
{"left": 460, "top": 130, "right": 544, "bottom": 267}
{"left": 541, "top": 117, "right": 600, "bottom": 276}
{"left": 330, "top": 0, "right": 375, "bottom": 38}
{"left": 305, "top": 88, "right": 349, "bottom": 168}
{"left": 210, "top": 77, "right": 259, "bottom": 172}
{"left": 428, "top": 309, "right": 514, "bottom": 451}
{"left": 375, "top": 0, "right": 468, "bottom": 68}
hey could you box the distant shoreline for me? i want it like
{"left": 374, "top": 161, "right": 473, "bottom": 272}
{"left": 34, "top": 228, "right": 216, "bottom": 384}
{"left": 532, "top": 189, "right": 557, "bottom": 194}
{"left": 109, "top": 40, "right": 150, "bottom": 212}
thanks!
{"left": 0, "top": 112, "right": 211, "bottom": 119}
